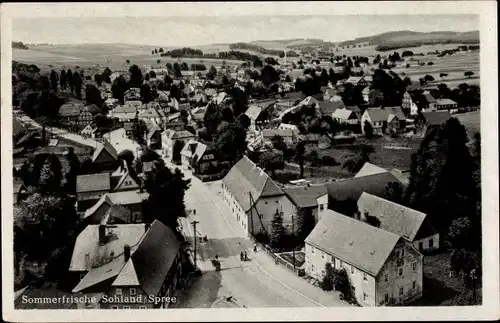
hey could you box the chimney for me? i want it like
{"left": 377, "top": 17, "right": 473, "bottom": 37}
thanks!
{"left": 98, "top": 224, "right": 108, "bottom": 245}
{"left": 124, "top": 245, "right": 131, "bottom": 262}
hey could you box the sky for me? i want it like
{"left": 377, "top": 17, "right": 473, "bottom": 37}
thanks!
{"left": 12, "top": 14, "right": 479, "bottom": 47}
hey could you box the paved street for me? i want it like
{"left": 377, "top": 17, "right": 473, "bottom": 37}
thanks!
{"left": 168, "top": 162, "right": 348, "bottom": 308}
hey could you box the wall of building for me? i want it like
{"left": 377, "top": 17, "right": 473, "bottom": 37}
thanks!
{"left": 304, "top": 242, "right": 377, "bottom": 306}
{"left": 250, "top": 195, "right": 296, "bottom": 233}
{"left": 375, "top": 240, "right": 423, "bottom": 306}
{"left": 413, "top": 232, "right": 440, "bottom": 252}
{"left": 316, "top": 194, "right": 329, "bottom": 222}
{"left": 222, "top": 183, "right": 249, "bottom": 234}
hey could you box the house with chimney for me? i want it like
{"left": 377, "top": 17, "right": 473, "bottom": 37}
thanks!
{"left": 70, "top": 220, "right": 186, "bottom": 309}
{"left": 357, "top": 192, "right": 440, "bottom": 252}
{"left": 221, "top": 156, "right": 295, "bottom": 235}
{"left": 305, "top": 210, "right": 423, "bottom": 306}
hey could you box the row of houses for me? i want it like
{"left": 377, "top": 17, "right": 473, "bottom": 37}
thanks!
{"left": 220, "top": 156, "right": 439, "bottom": 306}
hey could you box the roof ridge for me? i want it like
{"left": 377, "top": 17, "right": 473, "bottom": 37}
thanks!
{"left": 362, "top": 192, "right": 427, "bottom": 217}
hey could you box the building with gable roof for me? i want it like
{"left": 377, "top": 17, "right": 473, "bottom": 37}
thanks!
{"left": 361, "top": 107, "right": 406, "bottom": 135}
{"left": 59, "top": 102, "right": 85, "bottom": 122}
{"left": 283, "top": 184, "right": 329, "bottom": 224}
{"left": 110, "top": 160, "right": 140, "bottom": 192}
{"left": 332, "top": 108, "right": 360, "bottom": 125}
{"left": 343, "top": 76, "right": 369, "bottom": 88}
{"left": 91, "top": 140, "right": 120, "bottom": 172}
{"left": 221, "top": 156, "right": 295, "bottom": 235}
{"left": 357, "top": 192, "right": 439, "bottom": 252}
{"left": 305, "top": 210, "right": 423, "bottom": 306}
{"left": 162, "top": 129, "right": 196, "bottom": 160}
{"left": 70, "top": 220, "right": 185, "bottom": 308}
{"left": 124, "top": 88, "right": 141, "bottom": 102}
{"left": 78, "top": 106, "right": 94, "bottom": 128}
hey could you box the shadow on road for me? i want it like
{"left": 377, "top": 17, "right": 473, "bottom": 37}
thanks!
{"left": 171, "top": 270, "right": 223, "bottom": 308}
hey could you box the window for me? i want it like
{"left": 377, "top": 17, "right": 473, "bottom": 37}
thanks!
{"left": 363, "top": 272, "right": 367, "bottom": 281}
{"left": 384, "top": 294, "right": 389, "bottom": 303}
{"left": 339, "top": 260, "right": 343, "bottom": 267}
{"left": 321, "top": 251, "right": 325, "bottom": 259}
{"left": 399, "top": 287, "right": 404, "bottom": 296}
{"left": 111, "top": 306, "right": 118, "bottom": 309}
{"left": 351, "top": 266, "right": 354, "bottom": 274}
{"left": 384, "top": 273, "right": 388, "bottom": 282}
{"left": 401, "top": 249, "right": 405, "bottom": 257}
{"left": 139, "top": 306, "right": 147, "bottom": 309}
{"left": 275, "top": 200, "right": 279, "bottom": 204}
{"left": 398, "top": 268, "right": 403, "bottom": 277}
{"left": 311, "top": 264, "right": 315, "bottom": 272}
{"left": 363, "top": 293, "right": 368, "bottom": 301}
{"left": 123, "top": 306, "right": 130, "bottom": 309}
{"left": 311, "top": 246, "right": 315, "bottom": 254}
{"left": 395, "top": 250, "right": 399, "bottom": 258}
{"left": 130, "top": 288, "right": 136, "bottom": 296}
{"left": 412, "top": 262, "right": 417, "bottom": 271}
{"left": 413, "top": 281, "right": 416, "bottom": 289}
{"left": 319, "top": 204, "right": 324, "bottom": 211}
{"left": 429, "top": 239, "right": 434, "bottom": 248}
{"left": 115, "top": 288, "right": 122, "bottom": 295}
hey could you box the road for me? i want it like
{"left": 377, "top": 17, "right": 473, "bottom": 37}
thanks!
{"left": 167, "top": 161, "right": 347, "bottom": 308}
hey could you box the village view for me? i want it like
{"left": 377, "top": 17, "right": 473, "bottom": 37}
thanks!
{"left": 11, "top": 27, "right": 482, "bottom": 309}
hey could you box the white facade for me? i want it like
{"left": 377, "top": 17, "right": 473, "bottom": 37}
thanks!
{"left": 414, "top": 233, "right": 440, "bottom": 252}
{"left": 305, "top": 240, "right": 423, "bottom": 306}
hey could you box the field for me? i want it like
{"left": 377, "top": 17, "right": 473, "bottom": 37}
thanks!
{"left": 13, "top": 45, "right": 244, "bottom": 72}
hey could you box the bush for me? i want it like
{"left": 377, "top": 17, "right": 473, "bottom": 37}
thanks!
{"left": 320, "top": 155, "right": 339, "bottom": 166}
{"left": 333, "top": 268, "right": 358, "bottom": 304}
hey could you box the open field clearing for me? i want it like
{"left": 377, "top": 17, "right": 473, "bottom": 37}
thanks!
{"left": 13, "top": 48, "right": 244, "bottom": 72}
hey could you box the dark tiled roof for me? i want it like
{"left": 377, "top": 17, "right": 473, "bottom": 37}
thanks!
{"left": 283, "top": 185, "right": 328, "bottom": 208}
{"left": 305, "top": 210, "right": 400, "bottom": 276}
{"left": 325, "top": 172, "right": 402, "bottom": 203}
{"left": 422, "top": 111, "right": 452, "bottom": 126}
{"left": 222, "top": 156, "right": 284, "bottom": 212}
{"left": 131, "top": 220, "right": 181, "bottom": 296}
{"left": 357, "top": 192, "right": 426, "bottom": 242}
{"left": 318, "top": 101, "right": 344, "bottom": 115}
{"left": 365, "top": 107, "right": 405, "bottom": 122}
{"left": 76, "top": 173, "right": 111, "bottom": 193}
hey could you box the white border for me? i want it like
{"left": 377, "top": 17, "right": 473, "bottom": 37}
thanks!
{"left": 2, "top": 2, "right": 498, "bottom": 322}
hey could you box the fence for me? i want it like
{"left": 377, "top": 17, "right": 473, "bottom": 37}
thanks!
{"left": 248, "top": 235, "right": 305, "bottom": 276}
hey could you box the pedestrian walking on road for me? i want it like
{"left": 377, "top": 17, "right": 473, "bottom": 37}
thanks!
{"left": 244, "top": 251, "right": 248, "bottom": 261}
{"left": 253, "top": 244, "right": 258, "bottom": 252}
{"left": 240, "top": 251, "right": 244, "bottom": 261}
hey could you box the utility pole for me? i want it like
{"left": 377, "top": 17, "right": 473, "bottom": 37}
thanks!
{"left": 291, "top": 213, "right": 296, "bottom": 271}
{"left": 191, "top": 220, "right": 199, "bottom": 269}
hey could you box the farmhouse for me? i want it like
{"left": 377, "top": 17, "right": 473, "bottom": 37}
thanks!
{"left": 435, "top": 98, "right": 458, "bottom": 113}
{"left": 110, "top": 103, "right": 139, "bottom": 121}
{"left": 70, "top": 220, "right": 186, "bottom": 309}
{"left": 76, "top": 173, "right": 112, "bottom": 212}
{"left": 283, "top": 184, "right": 329, "bottom": 224}
{"left": 332, "top": 108, "right": 360, "bottom": 125}
{"left": 221, "top": 156, "right": 295, "bottom": 235}
{"left": 418, "top": 110, "right": 452, "bottom": 134}
{"left": 59, "top": 102, "right": 85, "bottom": 122}
{"left": 324, "top": 172, "right": 404, "bottom": 216}
{"left": 357, "top": 192, "right": 440, "bottom": 252}
{"left": 344, "top": 76, "right": 369, "bottom": 88}
{"left": 304, "top": 210, "right": 423, "bottom": 306}
{"left": 180, "top": 140, "right": 219, "bottom": 175}
{"left": 318, "top": 101, "right": 345, "bottom": 117}
{"left": 91, "top": 140, "right": 120, "bottom": 172}
{"left": 162, "top": 129, "right": 196, "bottom": 160}
{"left": 261, "top": 128, "right": 298, "bottom": 146}
{"left": 361, "top": 107, "right": 406, "bottom": 135}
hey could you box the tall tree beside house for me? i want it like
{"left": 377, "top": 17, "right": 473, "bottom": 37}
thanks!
{"left": 214, "top": 119, "right": 248, "bottom": 164}
{"left": 85, "top": 84, "right": 104, "bottom": 109}
{"left": 363, "top": 120, "right": 374, "bottom": 138}
{"left": 15, "top": 193, "right": 80, "bottom": 286}
{"left": 405, "top": 118, "right": 479, "bottom": 237}
{"left": 102, "top": 67, "right": 112, "bottom": 83}
{"left": 66, "top": 69, "right": 74, "bottom": 93}
{"left": 132, "top": 119, "right": 147, "bottom": 145}
{"left": 38, "top": 154, "right": 63, "bottom": 195}
{"left": 49, "top": 70, "right": 58, "bottom": 93}
{"left": 173, "top": 62, "right": 182, "bottom": 78}
{"left": 260, "top": 65, "right": 280, "bottom": 87}
{"left": 143, "top": 159, "right": 191, "bottom": 230}
{"left": 111, "top": 75, "right": 129, "bottom": 104}
{"left": 118, "top": 150, "right": 135, "bottom": 169}
{"left": 270, "top": 209, "right": 287, "bottom": 250}
{"left": 72, "top": 71, "right": 83, "bottom": 100}
{"left": 128, "top": 64, "right": 143, "bottom": 88}
{"left": 342, "top": 144, "right": 374, "bottom": 174}
{"left": 259, "top": 150, "right": 285, "bottom": 178}
{"left": 333, "top": 268, "right": 357, "bottom": 304}
{"left": 140, "top": 83, "right": 152, "bottom": 104}
{"left": 206, "top": 65, "right": 217, "bottom": 80}
{"left": 385, "top": 182, "right": 404, "bottom": 204}
{"left": 63, "top": 147, "right": 81, "bottom": 194}
{"left": 59, "top": 70, "right": 67, "bottom": 90}
{"left": 294, "top": 141, "right": 306, "bottom": 178}
{"left": 296, "top": 208, "right": 315, "bottom": 243}
{"left": 321, "top": 262, "right": 334, "bottom": 291}
{"left": 171, "top": 140, "right": 184, "bottom": 165}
